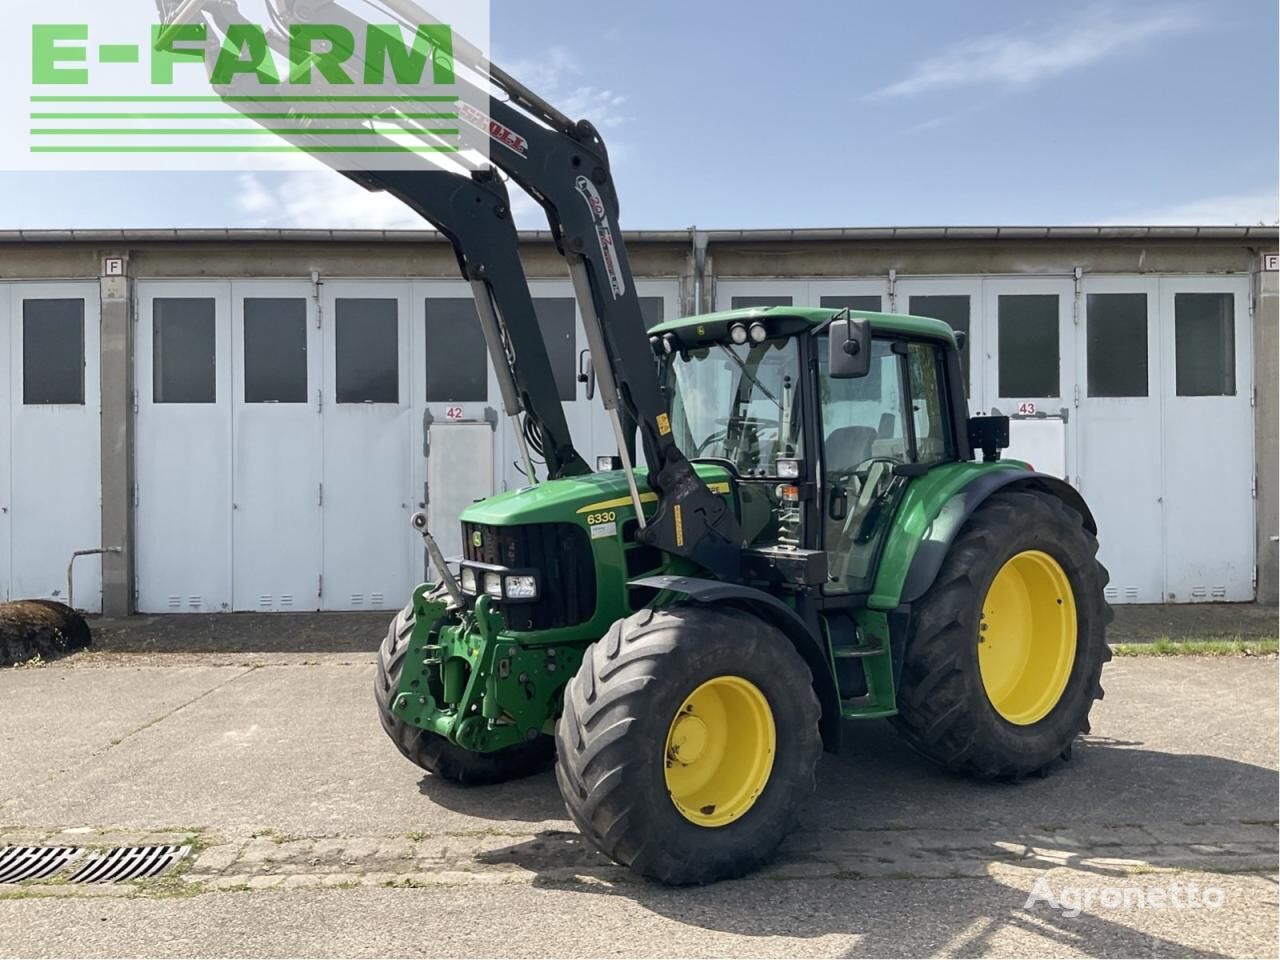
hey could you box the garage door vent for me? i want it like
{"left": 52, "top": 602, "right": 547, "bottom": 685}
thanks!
{"left": 0, "top": 846, "right": 83, "bottom": 884}
{"left": 67, "top": 845, "right": 190, "bottom": 884}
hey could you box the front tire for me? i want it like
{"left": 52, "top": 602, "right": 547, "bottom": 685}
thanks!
{"left": 555, "top": 605, "right": 821, "bottom": 885}
{"left": 892, "top": 489, "right": 1112, "bottom": 779}
{"left": 374, "top": 604, "right": 553, "bottom": 785}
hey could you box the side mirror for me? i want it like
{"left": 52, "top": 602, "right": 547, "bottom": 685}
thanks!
{"left": 953, "top": 329, "right": 968, "bottom": 351}
{"left": 828, "top": 317, "right": 871, "bottom": 379}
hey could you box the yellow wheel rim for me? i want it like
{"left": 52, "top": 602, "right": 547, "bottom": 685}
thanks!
{"left": 978, "top": 550, "right": 1077, "bottom": 726}
{"left": 664, "top": 676, "right": 775, "bottom": 828}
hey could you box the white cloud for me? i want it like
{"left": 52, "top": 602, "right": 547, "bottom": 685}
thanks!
{"left": 231, "top": 167, "right": 552, "bottom": 231}
{"left": 495, "top": 45, "right": 629, "bottom": 129}
{"left": 868, "top": 7, "right": 1198, "bottom": 99}
{"left": 1097, "top": 188, "right": 1279, "bottom": 226}
{"left": 225, "top": 46, "right": 630, "bottom": 231}
{"left": 232, "top": 171, "right": 428, "bottom": 230}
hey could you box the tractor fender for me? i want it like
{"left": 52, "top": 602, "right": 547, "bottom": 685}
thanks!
{"left": 630, "top": 575, "right": 841, "bottom": 752}
{"left": 899, "top": 471, "right": 1097, "bottom": 605}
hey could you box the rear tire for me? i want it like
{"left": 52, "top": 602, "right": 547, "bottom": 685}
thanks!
{"left": 556, "top": 605, "right": 821, "bottom": 885}
{"left": 892, "top": 489, "right": 1112, "bottom": 779}
{"left": 374, "top": 604, "right": 553, "bottom": 786}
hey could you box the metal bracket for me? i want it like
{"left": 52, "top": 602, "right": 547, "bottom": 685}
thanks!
{"left": 310, "top": 270, "right": 323, "bottom": 329}
{"left": 411, "top": 512, "right": 463, "bottom": 608}
{"left": 1072, "top": 266, "right": 1083, "bottom": 325}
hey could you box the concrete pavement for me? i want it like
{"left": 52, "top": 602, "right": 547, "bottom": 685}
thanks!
{"left": 1, "top": 653, "right": 1276, "bottom": 957}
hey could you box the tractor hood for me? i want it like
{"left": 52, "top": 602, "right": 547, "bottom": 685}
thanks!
{"left": 458, "top": 462, "right": 736, "bottom": 528}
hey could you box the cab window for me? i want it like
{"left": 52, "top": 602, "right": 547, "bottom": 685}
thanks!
{"left": 907, "top": 342, "right": 953, "bottom": 465}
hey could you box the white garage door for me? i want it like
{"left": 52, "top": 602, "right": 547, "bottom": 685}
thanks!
{"left": 0, "top": 283, "right": 103, "bottom": 611}
{"left": 321, "top": 284, "right": 414, "bottom": 611}
{"left": 1076, "top": 277, "right": 1164, "bottom": 602}
{"left": 233, "top": 285, "right": 323, "bottom": 611}
{"left": 136, "top": 283, "right": 233, "bottom": 612}
{"left": 0, "top": 290, "right": 8, "bottom": 602}
{"left": 136, "top": 280, "right": 415, "bottom": 613}
{"left": 1157, "top": 278, "right": 1254, "bottom": 601}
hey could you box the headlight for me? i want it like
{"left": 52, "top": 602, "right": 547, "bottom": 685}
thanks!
{"left": 749, "top": 322, "right": 768, "bottom": 343}
{"left": 729, "top": 323, "right": 748, "bottom": 345}
{"left": 776, "top": 458, "right": 802, "bottom": 479}
{"left": 460, "top": 567, "right": 477, "bottom": 594}
{"left": 483, "top": 571, "right": 503, "bottom": 598}
{"left": 504, "top": 575, "right": 538, "bottom": 600}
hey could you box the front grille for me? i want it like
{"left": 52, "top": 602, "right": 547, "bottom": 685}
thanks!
{"left": 462, "top": 521, "right": 597, "bottom": 631}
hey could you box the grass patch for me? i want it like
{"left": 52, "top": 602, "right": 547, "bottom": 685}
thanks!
{"left": 1111, "top": 637, "right": 1278, "bottom": 657}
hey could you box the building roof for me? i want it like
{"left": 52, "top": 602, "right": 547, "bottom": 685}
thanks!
{"left": 0, "top": 225, "right": 1275, "bottom": 244}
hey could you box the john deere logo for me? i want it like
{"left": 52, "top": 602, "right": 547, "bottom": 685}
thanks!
{"left": 471, "top": 531, "right": 483, "bottom": 548}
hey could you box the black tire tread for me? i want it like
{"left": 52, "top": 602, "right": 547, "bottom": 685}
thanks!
{"left": 891, "top": 489, "right": 1113, "bottom": 780}
{"left": 556, "top": 605, "right": 822, "bottom": 884}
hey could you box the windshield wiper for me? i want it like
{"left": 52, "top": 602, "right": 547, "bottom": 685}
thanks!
{"left": 717, "top": 344, "right": 783, "bottom": 412}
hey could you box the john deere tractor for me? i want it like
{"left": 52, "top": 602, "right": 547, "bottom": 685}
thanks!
{"left": 181, "top": 0, "right": 1112, "bottom": 885}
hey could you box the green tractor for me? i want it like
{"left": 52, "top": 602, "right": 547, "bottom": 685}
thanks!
{"left": 178, "top": 0, "right": 1111, "bottom": 886}
{"left": 375, "top": 310, "right": 1111, "bottom": 885}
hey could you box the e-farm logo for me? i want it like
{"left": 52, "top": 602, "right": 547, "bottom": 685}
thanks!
{"left": 30, "top": 22, "right": 457, "bottom": 155}
{"left": 6, "top": 2, "right": 492, "bottom": 171}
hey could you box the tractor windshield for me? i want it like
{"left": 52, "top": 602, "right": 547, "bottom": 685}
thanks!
{"left": 665, "top": 337, "right": 803, "bottom": 477}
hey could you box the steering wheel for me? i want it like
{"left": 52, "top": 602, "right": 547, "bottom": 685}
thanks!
{"left": 715, "top": 417, "right": 780, "bottom": 428}
{"left": 851, "top": 456, "right": 902, "bottom": 487}
{"left": 695, "top": 429, "right": 729, "bottom": 455}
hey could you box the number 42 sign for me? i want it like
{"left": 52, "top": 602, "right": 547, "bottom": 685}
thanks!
{"left": 445, "top": 406, "right": 465, "bottom": 421}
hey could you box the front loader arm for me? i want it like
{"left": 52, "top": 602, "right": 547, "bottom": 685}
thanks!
{"left": 276, "top": 0, "right": 744, "bottom": 577}
{"left": 355, "top": 166, "right": 591, "bottom": 481}
{"left": 175, "top": 0, "right": 743, "bottom": 577}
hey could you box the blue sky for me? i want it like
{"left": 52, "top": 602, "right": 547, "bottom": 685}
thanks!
{"left": 3, "top": 0, "right": 1276, "bottom": 229}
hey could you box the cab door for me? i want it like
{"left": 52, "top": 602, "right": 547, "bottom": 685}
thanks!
{"left": 897, "top": 277, "right": 985, "bottom": 414}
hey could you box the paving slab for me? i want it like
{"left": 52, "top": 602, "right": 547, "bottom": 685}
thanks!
{"left": 0, "top": 866, "right": 1275, "bottom": 958}
{"left": 0, "top": 653, "right": 1275, "bottom": 958}
{"left": 1, "top": 663, "right": 568, "bottom": 836}
{"left": 0, "top": 665, "right": 250, "bottom": 795}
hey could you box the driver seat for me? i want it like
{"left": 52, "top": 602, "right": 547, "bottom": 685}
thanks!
{"left": 825, "top": 425, "right": 876, "bottom": 473}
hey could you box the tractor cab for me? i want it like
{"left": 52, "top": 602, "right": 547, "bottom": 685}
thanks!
{"left": 653, "top": 306, "right": 968, "bottom": 595}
